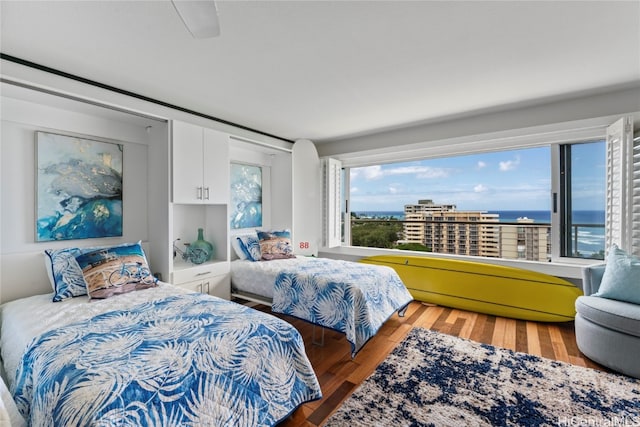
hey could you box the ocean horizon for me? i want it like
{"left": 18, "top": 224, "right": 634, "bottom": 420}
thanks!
{"left": 353, "top": 209, "right": 605, "bottom": 224}
{"left": 352, "top": 209, "right": 605, "bottom": 257}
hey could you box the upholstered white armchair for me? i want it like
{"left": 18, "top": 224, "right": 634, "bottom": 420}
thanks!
{"left": 574, "top": 246, "right": 640, "bottom": 379}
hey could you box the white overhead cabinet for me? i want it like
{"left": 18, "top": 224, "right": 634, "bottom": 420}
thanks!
{"left": 172, "top": 120, "right": 229, "bottom": 204}
{"left": 171, "top": 120, "right": 231, "bottom": 299}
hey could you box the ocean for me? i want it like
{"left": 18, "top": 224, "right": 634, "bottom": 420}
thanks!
{"left": 353, "top": 210, "right": 604, "bottom": 223}
{"left": 353, "top": 210, "right": 606, "bottom": 258}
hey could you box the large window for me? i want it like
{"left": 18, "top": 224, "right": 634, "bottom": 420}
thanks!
{"left": 342, "top": 143, "right": 607, "bottom": 262}
{"left": 324, "top": 116, "right": 638, "bottom": 265}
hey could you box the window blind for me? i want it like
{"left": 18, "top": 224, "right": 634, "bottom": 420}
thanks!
{"left": 605, "top": 117, "right": 636, "bottom": 256}
{"left": 631, "top": 133, "right": 640, "bottom": 256}
{"left": 322, "top": 158, "right": 342, "bottom": 248}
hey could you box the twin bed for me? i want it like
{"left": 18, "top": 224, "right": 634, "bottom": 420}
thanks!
{"left": 1, "top": 284, "right": 322, "bottom": 426}
{"left": 1, "top": 238, "right": 412, "bottom": 426}
{"left": 231, "top": 256, "right": 413, "bottom": 357}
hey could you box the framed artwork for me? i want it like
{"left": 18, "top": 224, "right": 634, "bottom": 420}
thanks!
{"left": 36, "top": 131, "right": 123, "bottom": 241}
{"left": 230, "top": 163, "right": 262, "bottom": 229}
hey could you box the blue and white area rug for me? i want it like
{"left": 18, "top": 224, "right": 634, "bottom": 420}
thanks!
{"left": 325, "top": 328, "right": 640, "bottom": 426}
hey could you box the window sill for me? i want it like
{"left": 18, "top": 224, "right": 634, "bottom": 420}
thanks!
{"left": 319, "top": 245, "right": 592, "bottom": 280}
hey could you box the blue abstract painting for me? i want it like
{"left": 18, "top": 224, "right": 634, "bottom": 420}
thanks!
{"left": 36, "top": 132, "right": 123, "bottom": 241}
{"left": 230, "top": 163, "right": 262, "bottom": 229}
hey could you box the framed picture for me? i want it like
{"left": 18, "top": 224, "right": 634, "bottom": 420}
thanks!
{"left": 36, "top": 131, "right": 123, "bottom": 241}
{"left": 230, "top": 163, "right": 262, "bottom": 229}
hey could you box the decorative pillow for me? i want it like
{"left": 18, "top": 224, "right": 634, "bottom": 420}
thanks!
{"left": 594, "top": 245, "right": 640, "bottom": 305}
{"left": 44, "top": 248, "right": 88, "bottom": 302}
{"left": 45, "top": 242, "right": 148, "bottom": 301}
{"left": 257, "top": 229, "right": 295, "bottom": 260}
{"left": 75, "top": 241, "right": 157, "bottom": 300}
{"left": 230, "top": 236, "right": 247, "bottom": 260}
{"left": 236, "top": 234, "right": 262, "bottom": 262}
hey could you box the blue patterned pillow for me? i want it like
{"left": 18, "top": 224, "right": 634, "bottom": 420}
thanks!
{"left": 236, "top": 234, "right": 262, "bottom": 262}
{"left": 44, "top": 248, "right": 88, "bottom": 302}
{"left": 45, "top": 242, "right": 151, "bottom": 302}
{"left": 594, "top": 245, "right": 640, "bottom": 304}
{"left": 231, "top": 236, "right": 248, "bottom": 260}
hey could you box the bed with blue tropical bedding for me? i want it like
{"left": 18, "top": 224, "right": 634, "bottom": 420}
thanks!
{"left": 0, "top": 285, "right": 322, "bottom": 427}
{"left": 232, "top": 257, "right": 413, "bottom": 357}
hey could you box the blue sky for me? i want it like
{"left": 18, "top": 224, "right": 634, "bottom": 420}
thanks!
{"left": 349, "top": 143, "right": 606, "bottom": 212}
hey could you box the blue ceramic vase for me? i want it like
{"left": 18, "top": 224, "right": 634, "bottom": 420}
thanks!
{"left": 188, "top": 228, "right": 214, "bottom": 264}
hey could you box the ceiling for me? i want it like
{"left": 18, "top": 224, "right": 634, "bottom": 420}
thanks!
{"left": 1, "top": 1, "right": 639, "bottom": 143}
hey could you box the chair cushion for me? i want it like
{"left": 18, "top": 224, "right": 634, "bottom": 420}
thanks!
{"left": 575, "top": 295, "right": 640, "bottom": 339}
{"left": 593, "top": 245, "right": 640, "bottom": 304}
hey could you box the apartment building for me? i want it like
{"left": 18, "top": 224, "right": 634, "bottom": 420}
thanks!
{"left": 500, "top": 217, "right": 550, "bottom": 262}
{"left": 403, "top": 200, "right": 500, "bottom": 258}
{"left": 403, "top": 201, "right": 551, "bottom": 261}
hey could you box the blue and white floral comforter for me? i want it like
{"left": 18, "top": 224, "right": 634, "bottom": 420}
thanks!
{"left": 12, "top": 293, "right": 322, "bottom": 427}
{"left": 272, "top": 258, "right": 413, "bottom": 357}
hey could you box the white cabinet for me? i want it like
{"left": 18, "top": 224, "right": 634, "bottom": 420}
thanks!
{"left": 172, "top": 120, "right": 229, "bottom": 204}
{"left": 171, "top": 120, "right": 231, "bottom": 299}
{"left": 173, "top": 259, "right": 230, "bottom": 300}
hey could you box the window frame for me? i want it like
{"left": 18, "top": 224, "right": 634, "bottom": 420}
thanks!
{"left": 554, "top": 140, "right": 607, "bottom": 261}
{"left": 330, "top": 121, "right": 617, "bottom": 268}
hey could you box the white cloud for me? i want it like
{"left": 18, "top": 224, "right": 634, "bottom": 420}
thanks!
{"left": 389, "top": 186, "right": 398, "bottom": 194}
{"left": 352, "top": 164, "right": 450, "bottom": 181}
{"left": 387, "top": 165, "right": 450, "bottom": 179}
{"left": 351, "top": 187, "right": 359, "bottom": 193}
{"left": 477, "top": 161, "right": 487, "bottom": 169}
{"left": 474, "top": 184, "right": 488, "bottom": 193}
{"left": 499, "top": 156, "right": 521, "bottom": 171}
{"left": 351, "top": 165, "right": 384, "bottom": 180}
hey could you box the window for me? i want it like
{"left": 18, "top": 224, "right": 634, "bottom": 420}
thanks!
{"left": 559, "top": 141, "right": 606, "bottom": 259}
{"left": 347, "top": 147, "right": 558, "bottom": 261}
{"left": 323, "top": 116, "right": 637, "bottom": 264}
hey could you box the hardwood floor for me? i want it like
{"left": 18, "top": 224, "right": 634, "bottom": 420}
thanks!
{"left": 245, "top": 300, "right": 608, "bottom": 427}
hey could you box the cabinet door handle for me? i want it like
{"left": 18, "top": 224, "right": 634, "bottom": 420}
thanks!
{"left": 204, "top": 187, "right": 210, "bottom": 200}
{"left": 198, "top": 283, "right": 203, "bottom": 293}
{"left": 197, "top": 186, "right": 203, "bottom": 200}
{"left": 204, "top": 281, "right": 210, "bottom": 294}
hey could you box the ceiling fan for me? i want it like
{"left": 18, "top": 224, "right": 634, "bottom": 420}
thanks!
{"left": 171, "top": 0, "right": 220, "bottom": 38}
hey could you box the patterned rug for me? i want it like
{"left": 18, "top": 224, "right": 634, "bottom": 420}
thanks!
{"left": 325, "top": 328, "right": 640, "bottom": 426}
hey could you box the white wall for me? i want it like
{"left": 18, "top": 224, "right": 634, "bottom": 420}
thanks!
{"left": 145, "top": 123, "right": 171, "bottom": 283}
{"left": 0, "top": 62, "right": 295, "bottom": 302}
{"left": 0, "top": 94, "right": 164, "bottom": 303}
{"left": 317, "top": 85, "right": 640, "bottom": 159}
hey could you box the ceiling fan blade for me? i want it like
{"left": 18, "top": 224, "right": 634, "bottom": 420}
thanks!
{"left": 171, "top": 0, "right": 220, "bottom": 38}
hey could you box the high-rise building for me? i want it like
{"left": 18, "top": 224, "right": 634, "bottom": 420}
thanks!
{"left": 402, "top": 200, "right": 550, "bottom": 261}
{"left": 402, "top": 200, "right": 500, "bottom": 257}
{"left": 499, "top": 217, "right": 550, "bottom": 261}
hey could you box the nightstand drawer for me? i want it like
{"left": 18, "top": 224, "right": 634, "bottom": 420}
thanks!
{"left": 172, "top": 260, "right": 229, "bottom": 284}
{"left": 175, "top": 274, "right": 230, "bottom": 300}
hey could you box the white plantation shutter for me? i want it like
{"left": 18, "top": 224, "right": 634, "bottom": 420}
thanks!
{"left": 605, "top": 117, "right": 637, "bottom": 256}
{"left": 323, "top": 158, "right": 342, "bottom": 248}
{"left": 632, "top": 133, "right": 640, "bottom": 256}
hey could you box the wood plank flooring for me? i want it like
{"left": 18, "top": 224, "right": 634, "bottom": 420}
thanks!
{"left": 243, "top": 300, "right": 608, "bottom": 427}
